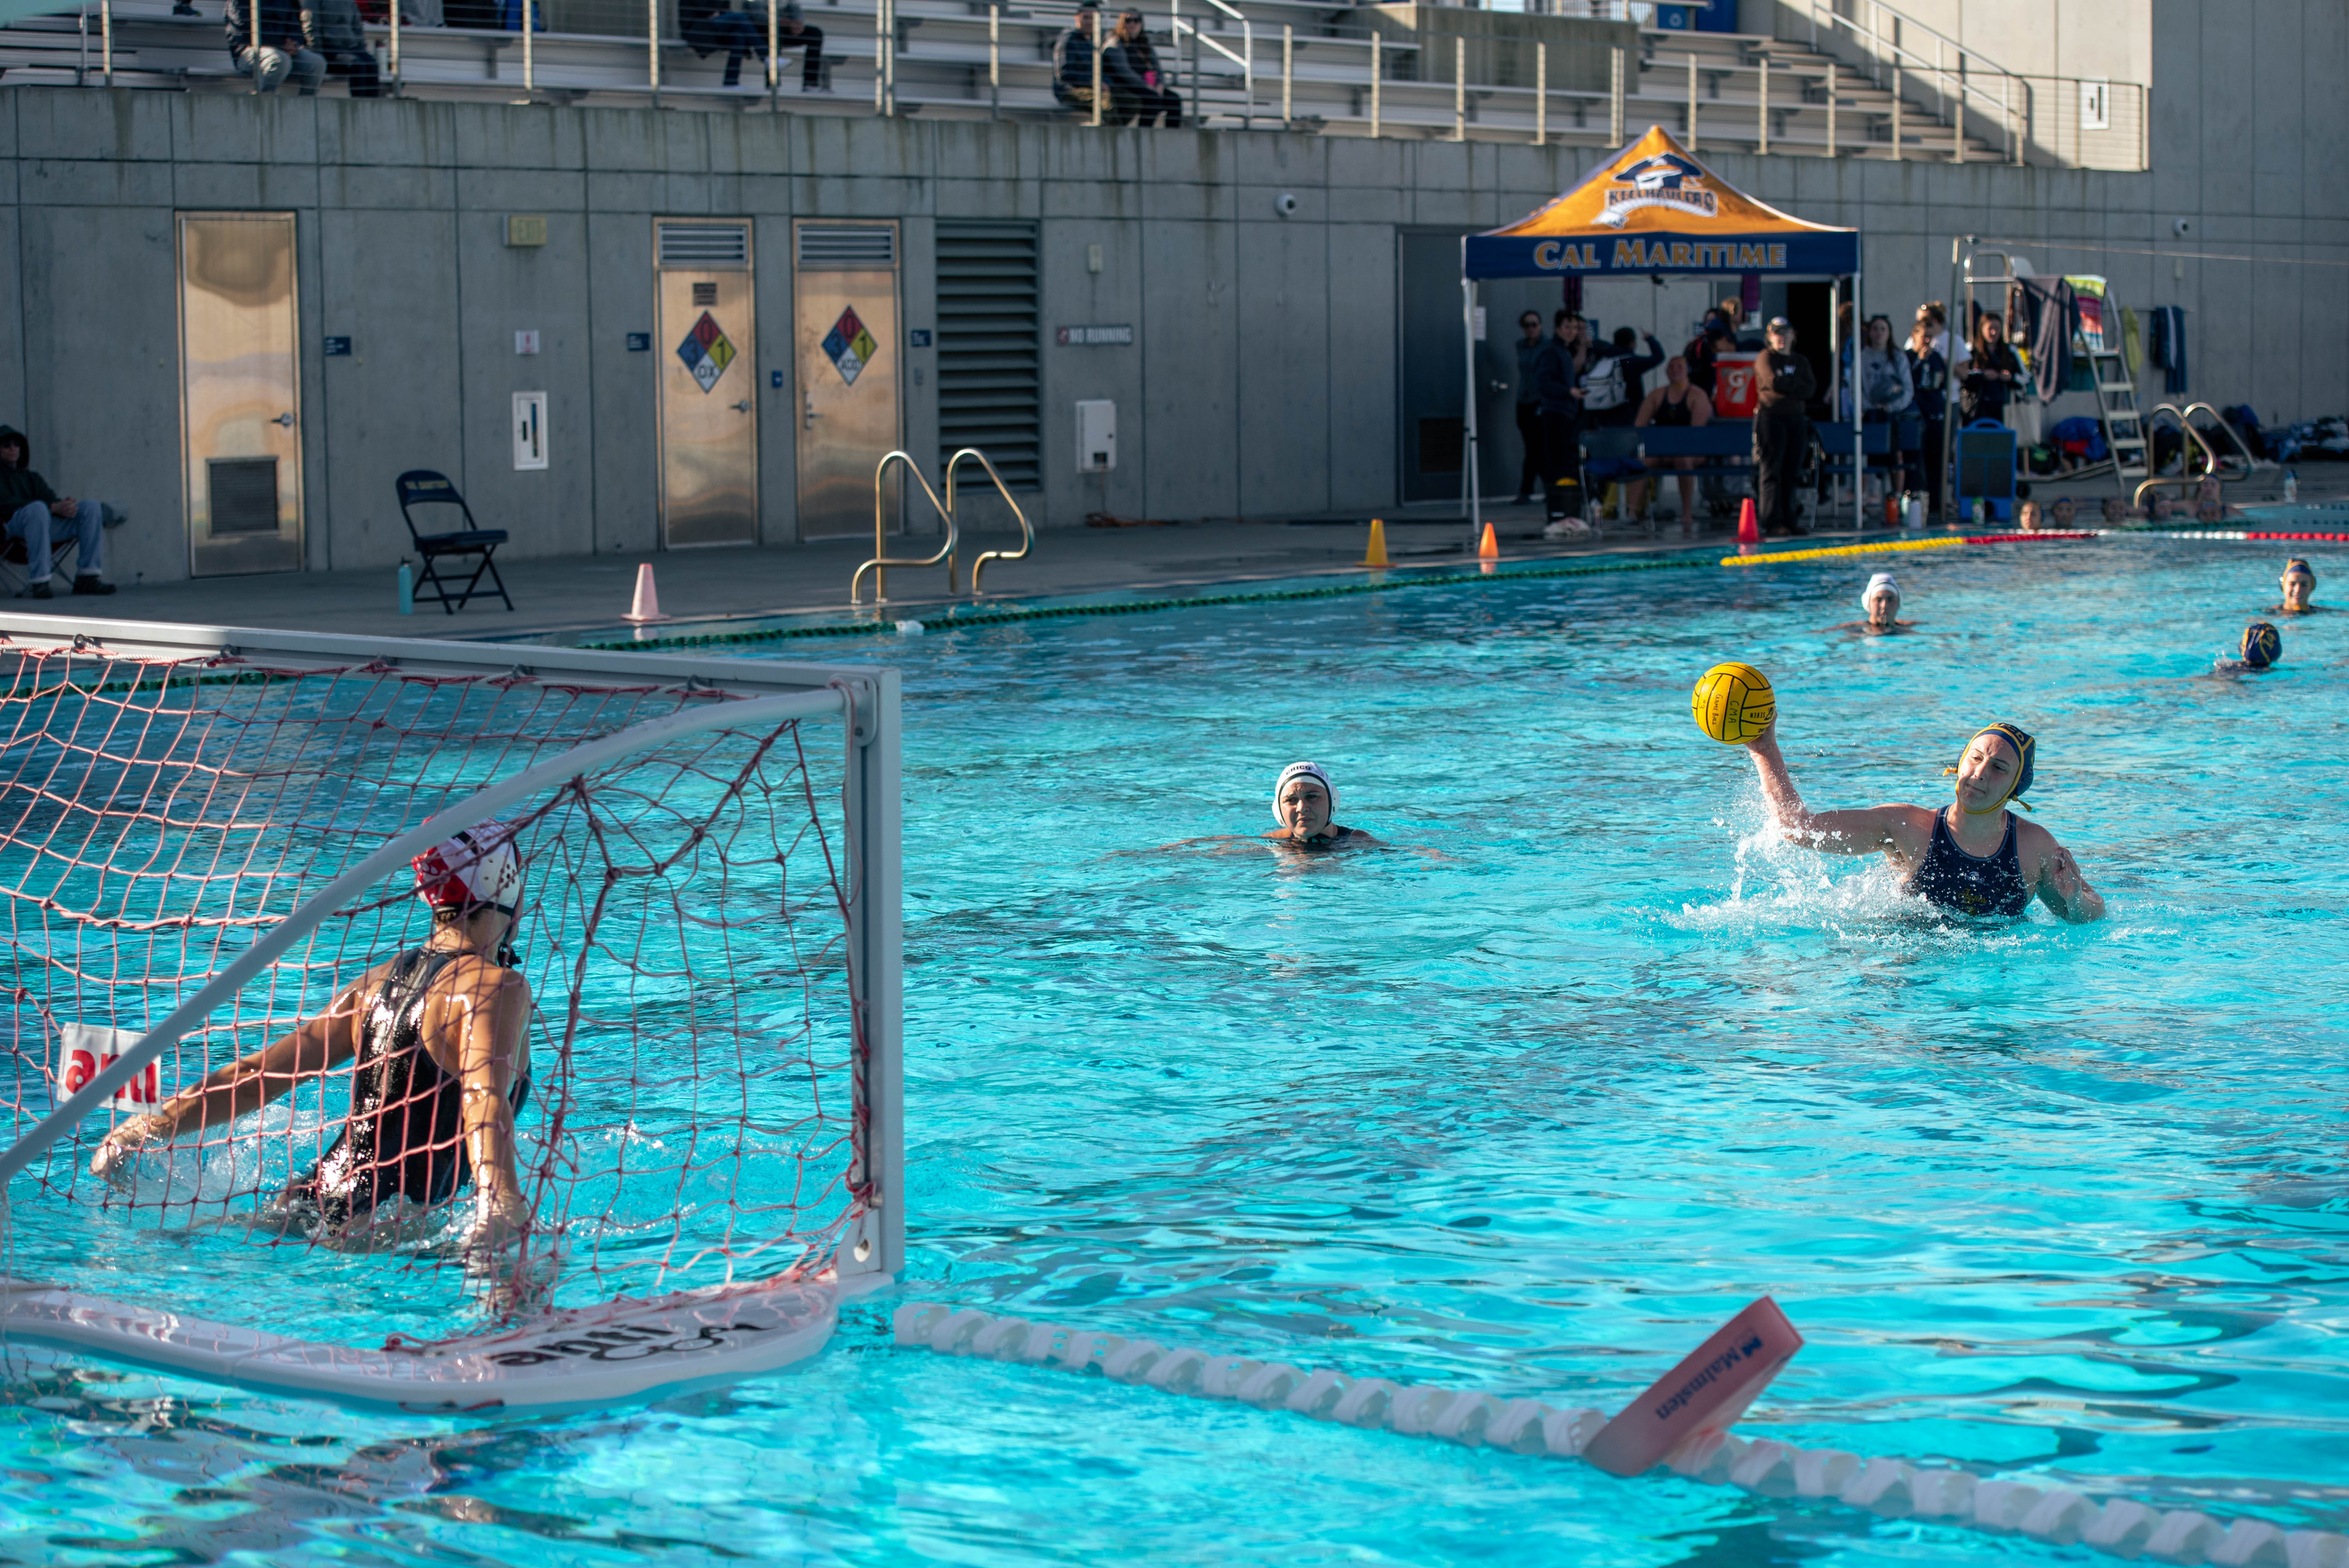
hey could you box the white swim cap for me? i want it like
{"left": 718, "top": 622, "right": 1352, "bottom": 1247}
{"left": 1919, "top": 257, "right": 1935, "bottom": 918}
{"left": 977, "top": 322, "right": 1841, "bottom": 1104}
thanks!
{"left": 412, "top": 820, "right": 523, "bottom": 914}
{"left": 1272, "top": 761, "right": 1336, "bottom": 824}
{"left": 1861, "top": 572, "right": 1900, "bottom": 610}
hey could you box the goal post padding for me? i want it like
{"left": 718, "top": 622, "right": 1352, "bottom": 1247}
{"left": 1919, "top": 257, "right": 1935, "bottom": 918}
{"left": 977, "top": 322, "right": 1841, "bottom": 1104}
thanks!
{"left": 0, "top": 618, "right": 900, "bottom": 1352}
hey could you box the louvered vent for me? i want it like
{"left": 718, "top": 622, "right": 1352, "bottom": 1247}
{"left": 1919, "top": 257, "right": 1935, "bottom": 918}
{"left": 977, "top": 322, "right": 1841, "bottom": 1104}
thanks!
{"left": 657, "top": 223, "right": 750, "bottom": 269}
{"left": 796, "top": 225, "right": 896, "bottom": 269}
{"left": 935, "top": 222, "right": 1040, "bottom": 490}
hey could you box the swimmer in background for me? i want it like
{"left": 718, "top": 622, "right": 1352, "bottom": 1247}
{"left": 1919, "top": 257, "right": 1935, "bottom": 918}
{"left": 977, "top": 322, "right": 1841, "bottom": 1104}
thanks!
{"left": 2015, "top": 500, "right": 2044, "bottom": 532}
{"left": 2214, "top": 620, "right": 2282, "bottom": 674}
{"left": 1828, "top": 572, "right": 1915, "bottom": 635}
{"left": 2049, "top": 496, "right": 2079, "bottom": 530}
{"left": 2275, "top": 558, "right": 2320, "bottom": 614}
{"left": 1742, "top": 720, "right": 2104, "bottom": 922}
{"left": 1265, "top": 761, "right": 1380, "bottom": 850}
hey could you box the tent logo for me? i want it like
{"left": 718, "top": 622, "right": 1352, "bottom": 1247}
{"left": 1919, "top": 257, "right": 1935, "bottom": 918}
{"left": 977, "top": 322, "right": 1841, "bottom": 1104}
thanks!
{"left": 1598, "top": 153, "right": 1718, "bottom": 227}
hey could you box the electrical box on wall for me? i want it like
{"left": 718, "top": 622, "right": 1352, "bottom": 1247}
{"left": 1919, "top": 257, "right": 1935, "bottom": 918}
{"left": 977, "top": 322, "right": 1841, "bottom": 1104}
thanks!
{"left": 513, "top": 391, "right": 548, "bottom": 471}
{"left": 1076, "top": 399, "right": 1116, "bottom": 473}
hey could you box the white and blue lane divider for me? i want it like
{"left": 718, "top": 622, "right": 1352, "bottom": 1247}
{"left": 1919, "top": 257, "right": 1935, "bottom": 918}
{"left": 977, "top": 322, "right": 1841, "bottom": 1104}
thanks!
{"left": 894, "top": 1301, "right": 2348, "bottom": 1568}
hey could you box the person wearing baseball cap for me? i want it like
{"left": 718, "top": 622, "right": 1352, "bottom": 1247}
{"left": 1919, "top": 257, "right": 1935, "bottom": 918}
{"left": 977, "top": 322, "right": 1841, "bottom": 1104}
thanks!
{"left": 94, "top": 819, "right": 537, "bottom": 1256}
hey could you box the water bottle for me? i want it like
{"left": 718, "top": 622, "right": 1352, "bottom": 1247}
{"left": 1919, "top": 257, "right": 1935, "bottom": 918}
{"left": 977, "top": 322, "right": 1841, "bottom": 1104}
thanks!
{"left": 2282, "top": 468, "right": 2298, "bottom": 504}
{"left": 397, "top": 560, "right": 414, "bottom": 615}
{"left": 1970, "top": 496, "right": 1986, "bottom": 528}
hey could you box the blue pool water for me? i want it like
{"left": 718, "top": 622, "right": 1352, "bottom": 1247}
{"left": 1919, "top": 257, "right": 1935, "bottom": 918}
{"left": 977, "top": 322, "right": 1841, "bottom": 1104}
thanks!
{"left": 7, "top": 541, "right": 2348, "bottom": 1564}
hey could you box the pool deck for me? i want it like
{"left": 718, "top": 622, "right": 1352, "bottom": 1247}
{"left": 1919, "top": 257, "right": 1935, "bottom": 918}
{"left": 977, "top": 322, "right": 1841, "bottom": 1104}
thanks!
{"left": 31, "top": 468, "right": 2331, "bottom": 647}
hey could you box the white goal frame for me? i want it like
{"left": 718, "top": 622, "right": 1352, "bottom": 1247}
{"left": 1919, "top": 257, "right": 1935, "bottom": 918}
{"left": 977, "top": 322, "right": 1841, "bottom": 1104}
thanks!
{"left": 0, "top": 612, "right": 902, "bottom": 1407}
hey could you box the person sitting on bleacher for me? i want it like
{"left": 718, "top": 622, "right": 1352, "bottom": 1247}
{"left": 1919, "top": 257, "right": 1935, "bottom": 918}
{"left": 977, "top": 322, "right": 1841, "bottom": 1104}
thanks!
{"left": 681, "top": 0, "right": 824, "bottom": 89}
{"left": 1054, "top": 2, "right": 1104, "bottom": 114}
{"left": 0, "top": 427, "right": 118, "bottom": 600}
{"left": 224, "top": 0, "right": 325, "bottom": 94}
{"left": 1104, "top": 10, "right": 1180, "bottom": 127}
{"left": 313, "top": 0, "right": 382, "bottom": 96}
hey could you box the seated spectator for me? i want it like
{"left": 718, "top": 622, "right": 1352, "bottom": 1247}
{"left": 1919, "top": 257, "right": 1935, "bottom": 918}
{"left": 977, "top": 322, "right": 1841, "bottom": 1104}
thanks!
{"left": 0, "top": 426, "right": 119, "bottom": 600}
{"left": 225, "top": 0, "right": 325, "bottom": 93}
{"left": 1053, "top": 2, "right": 1104, "bottom": 114}
{"left": 681, "top": 0, "right": 767, "bottom": 88}
{"left": 774, "top": 1, "right": 825, "bottom": 90}
{"left": 1104, "top": 10, "right": 1180, "bottom": 126}
{"left": 1627, "top": 355, "right": 1712, "bottom": 537}
{"left": 312, "top": 0, "right": 382, "bottom": 96}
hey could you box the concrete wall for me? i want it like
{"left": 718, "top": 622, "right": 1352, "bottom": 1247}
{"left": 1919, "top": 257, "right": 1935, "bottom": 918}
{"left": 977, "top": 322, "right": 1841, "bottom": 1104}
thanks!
{"left": 1764, "top": 1, "right": 2154, "bottom": 86}
{"left": 0, "top": 20, "right": 2343, "bottom": 586}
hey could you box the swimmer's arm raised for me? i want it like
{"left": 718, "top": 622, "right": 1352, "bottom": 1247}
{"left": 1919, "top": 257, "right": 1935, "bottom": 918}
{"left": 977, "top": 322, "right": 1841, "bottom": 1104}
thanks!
{"left": 1744, "top": 729, "right": 1923, "bottom": 855}
{"left": 91, "top": 980, "right": 367, "bottom": 1175}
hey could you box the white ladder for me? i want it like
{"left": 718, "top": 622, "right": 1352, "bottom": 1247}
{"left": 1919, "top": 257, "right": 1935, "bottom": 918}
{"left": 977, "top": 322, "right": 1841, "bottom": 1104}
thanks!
{"left": 2089, "top": 341, "right": 2148, "bottom": 487}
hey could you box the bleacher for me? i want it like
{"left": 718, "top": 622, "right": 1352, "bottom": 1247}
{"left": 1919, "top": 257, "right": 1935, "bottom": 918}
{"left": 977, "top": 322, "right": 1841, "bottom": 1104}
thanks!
{"left": 0, "top": 0, "right": 2004, "bottom": 161}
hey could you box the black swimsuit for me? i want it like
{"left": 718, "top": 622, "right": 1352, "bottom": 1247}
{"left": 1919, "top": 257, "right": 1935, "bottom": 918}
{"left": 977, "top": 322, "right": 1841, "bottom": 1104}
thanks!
{"left": 285, "top": 947, "right": 529, "bottom": 1224}
{"left": 1650, "top": 387, "right": 1697, "bottom": 427}
{"left": 1904, "top": 813, "right": 2032, "bottom": 918}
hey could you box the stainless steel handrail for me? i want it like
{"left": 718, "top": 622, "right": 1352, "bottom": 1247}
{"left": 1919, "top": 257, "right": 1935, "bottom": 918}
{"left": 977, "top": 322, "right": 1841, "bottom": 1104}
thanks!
{"left": 851, "top": 450, "right": 957, "bottom": 607}
{"left": 2132, "top": 405, "right": 2246, "bottom": 511}
{"left": 2164, "top": 401, "right": 2263, "bottom": 472}
{"left": 946, "top": 447, "right": 1033, "bottom": 597}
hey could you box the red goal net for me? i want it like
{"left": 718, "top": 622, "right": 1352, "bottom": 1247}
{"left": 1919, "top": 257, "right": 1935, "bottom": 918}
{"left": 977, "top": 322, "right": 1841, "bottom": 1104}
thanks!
{"left": 0, "top": 637, "right": 873, "bottom": 1351}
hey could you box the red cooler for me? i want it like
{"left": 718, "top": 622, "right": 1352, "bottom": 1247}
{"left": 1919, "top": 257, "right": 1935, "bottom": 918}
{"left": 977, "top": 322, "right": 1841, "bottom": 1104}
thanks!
{"left": 1712, "top": 352, "right": 1760, "bottom": 417}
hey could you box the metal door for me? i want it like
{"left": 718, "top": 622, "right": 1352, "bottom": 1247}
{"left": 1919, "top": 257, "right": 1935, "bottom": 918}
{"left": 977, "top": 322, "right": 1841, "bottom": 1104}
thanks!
{"left": 179, "top": 213, "right": 303, "bottom": 577}
{"left": 793, "top": 221, "right": 901, "bottom": 539}
{"left": 655, "top": 220, "right": 758, "bottom": 548}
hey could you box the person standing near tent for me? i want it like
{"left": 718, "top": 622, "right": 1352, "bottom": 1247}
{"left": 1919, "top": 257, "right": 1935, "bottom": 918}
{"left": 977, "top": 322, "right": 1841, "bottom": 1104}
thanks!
{"left": 1533, "top": 310, "right": 1590, "bottom": 524}
{"left": 1511, "top": 310, "right": 1546, "bottom": 504}
{"left": 1753, "top": 317, "right": 1816, "bottom": 538}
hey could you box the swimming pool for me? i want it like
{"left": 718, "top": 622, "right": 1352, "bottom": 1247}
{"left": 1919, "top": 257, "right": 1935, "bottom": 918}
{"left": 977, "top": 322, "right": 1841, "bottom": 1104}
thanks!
{"left": 8, "top": 540, "right": 2347, "bottom": 1564}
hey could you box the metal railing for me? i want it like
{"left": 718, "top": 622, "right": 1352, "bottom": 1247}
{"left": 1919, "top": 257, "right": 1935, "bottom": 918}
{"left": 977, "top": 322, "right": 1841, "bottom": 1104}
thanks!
{"left": 3, "top": 0, "right": 2142, "bottom": 169}
{"left": 851, "top": 451, "right": 957, "bottom": 607}
{"left": 850, "top": 445, "right": 1030, "bottom": 605}
{"left": 1801, "top": 0, "right": 2147, "bottom": 170}
{"left": 949, "top": 449, "right": 1033, "bottom": 597}
{"left": 2130, "top": 404, "right": 2264, "bottom": 511}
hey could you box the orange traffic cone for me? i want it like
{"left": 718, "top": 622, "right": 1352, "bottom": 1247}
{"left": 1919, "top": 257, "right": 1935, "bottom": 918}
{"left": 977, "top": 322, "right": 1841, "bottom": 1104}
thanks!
{"left": 1363, "top": 517, "right": 1391, "bottom": 568}
{"left": 622, "top": 563, "right": 669, "bottom": 624}
{"left": 1736, "top": 497, "right": 1761, "bottom": 547}
{"left": 1477, "top": 521, "right": 1500, "bottom": 560}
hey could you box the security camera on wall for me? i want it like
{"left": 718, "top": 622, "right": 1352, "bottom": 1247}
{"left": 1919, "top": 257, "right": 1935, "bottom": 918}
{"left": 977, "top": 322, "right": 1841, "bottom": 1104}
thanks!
{"left": 1275, "top": 192, "right": 1299, "bottom": 218}
{"left": 2172, "top": 218, "right": 2192, "bottom": 237}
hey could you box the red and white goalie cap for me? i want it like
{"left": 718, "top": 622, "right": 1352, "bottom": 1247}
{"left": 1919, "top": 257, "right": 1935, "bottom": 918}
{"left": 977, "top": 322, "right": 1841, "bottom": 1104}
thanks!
{"left": 411, "top": 820, "right": 524, "bottom": 915}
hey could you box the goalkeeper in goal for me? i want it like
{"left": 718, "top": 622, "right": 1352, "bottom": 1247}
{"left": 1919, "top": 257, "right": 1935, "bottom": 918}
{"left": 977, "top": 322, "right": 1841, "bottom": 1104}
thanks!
{"left": 90, "top": 823, "right": 535, "bottom": 1252}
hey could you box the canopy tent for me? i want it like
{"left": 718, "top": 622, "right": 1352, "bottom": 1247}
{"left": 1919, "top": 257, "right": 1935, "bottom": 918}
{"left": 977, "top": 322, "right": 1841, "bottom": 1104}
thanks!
{"left": 1461, "top": 127, "right": 1866, "bottom": 533}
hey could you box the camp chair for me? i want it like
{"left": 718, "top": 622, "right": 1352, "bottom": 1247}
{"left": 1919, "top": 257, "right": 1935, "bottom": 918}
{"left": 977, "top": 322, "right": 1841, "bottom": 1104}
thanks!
{"left": 0, "top": 520, "right": 81, "bottom": 599}
{"left": 393, "top": 470, "right": 513, "bottom": 613}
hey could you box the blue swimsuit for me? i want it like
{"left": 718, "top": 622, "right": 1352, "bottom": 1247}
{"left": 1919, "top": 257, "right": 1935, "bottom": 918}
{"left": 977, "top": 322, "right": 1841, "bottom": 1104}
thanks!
{"left": 1905, "top": 813, "right": 2032, "bottom": 918}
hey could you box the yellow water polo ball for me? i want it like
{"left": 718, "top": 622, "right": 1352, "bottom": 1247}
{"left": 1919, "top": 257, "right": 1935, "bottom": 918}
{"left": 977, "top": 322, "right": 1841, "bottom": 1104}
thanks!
{"left": 1691, "top": 662, "right": 1776, "bottom": 745}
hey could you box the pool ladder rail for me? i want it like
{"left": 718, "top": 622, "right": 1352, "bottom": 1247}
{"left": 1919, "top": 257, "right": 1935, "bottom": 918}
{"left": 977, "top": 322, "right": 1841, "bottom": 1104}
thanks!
{"left": 2131, "top": 402, "right": 2269, "bottom": 512}
{"left": 850, "top": 447, "right": 1034, "bottom": 607}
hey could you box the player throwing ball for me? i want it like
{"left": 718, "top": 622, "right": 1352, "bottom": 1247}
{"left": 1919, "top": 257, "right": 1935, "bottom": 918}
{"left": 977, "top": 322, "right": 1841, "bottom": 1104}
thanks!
{"left": 1744, "top": 720, "right": 2104, "bottom": 922}
{"left": 92, "top": 821, "right": 537, "bottom": 1251}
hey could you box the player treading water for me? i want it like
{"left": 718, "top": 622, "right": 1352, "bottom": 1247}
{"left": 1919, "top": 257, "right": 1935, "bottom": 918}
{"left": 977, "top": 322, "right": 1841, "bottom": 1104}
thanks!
{"left": 1743, "top": 721, "right": 2105, "bottom": 922}
{"left": 92, "top": 822, "right": 535, "bottom": 1253}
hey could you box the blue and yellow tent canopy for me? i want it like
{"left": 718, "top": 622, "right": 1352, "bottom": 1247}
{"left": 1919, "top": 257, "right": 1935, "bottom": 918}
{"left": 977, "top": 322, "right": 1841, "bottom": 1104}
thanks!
{"left": 1464, "top": 126, "right": 1859, "bottom": 280}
